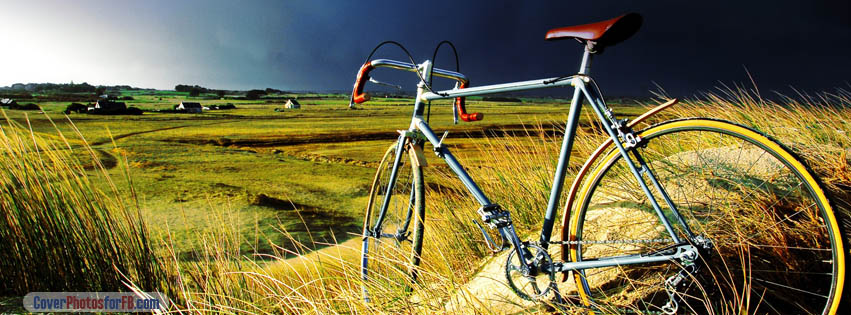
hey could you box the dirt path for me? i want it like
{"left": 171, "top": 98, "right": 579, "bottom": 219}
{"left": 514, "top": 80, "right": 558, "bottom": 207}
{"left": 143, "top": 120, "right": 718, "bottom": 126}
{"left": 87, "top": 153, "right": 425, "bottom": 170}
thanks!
{"left": 161, "top": 123, "right": 594, "bottom": 148}
{"left": 89, "top": 121, "right": 232, "bottom": 145}
{"left": 440, "top": 248, "right": 584, "bottom": 314}
{"left": 443, "top": 251, "right": 538, "bottom": 313}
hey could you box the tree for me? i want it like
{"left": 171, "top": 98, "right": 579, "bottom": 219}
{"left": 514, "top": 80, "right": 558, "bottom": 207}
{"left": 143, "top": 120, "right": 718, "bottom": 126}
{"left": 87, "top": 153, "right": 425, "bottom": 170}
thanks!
{"left": 245, "top": 89, "right": 266, "bottom": 100}
{"left": 175, "top": 84, "right": 210, "bottom": 95}
{"left": 265, "top": 88, "right": 283, "bottom": 94}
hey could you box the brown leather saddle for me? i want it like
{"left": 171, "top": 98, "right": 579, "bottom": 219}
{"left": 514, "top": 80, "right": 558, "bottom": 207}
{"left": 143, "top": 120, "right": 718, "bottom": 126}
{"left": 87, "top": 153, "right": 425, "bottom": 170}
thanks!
{"left": 545, "top": 13, "right": 642, "bottom": 52}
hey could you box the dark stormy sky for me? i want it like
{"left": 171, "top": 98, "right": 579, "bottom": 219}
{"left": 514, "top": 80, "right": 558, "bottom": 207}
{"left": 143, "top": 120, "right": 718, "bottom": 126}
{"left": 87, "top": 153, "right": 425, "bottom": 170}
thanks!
{"left": 0, "top": 1, "right": 848, "bottom": 97}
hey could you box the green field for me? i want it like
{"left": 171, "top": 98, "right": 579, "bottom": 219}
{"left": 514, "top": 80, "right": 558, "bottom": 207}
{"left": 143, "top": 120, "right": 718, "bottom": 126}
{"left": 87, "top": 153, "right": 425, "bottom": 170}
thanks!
{"left": 7, "top": 91, "right": 644, "bottom": 260}
{"left": 4, "top": 87, "right": 850, "bottom": 314}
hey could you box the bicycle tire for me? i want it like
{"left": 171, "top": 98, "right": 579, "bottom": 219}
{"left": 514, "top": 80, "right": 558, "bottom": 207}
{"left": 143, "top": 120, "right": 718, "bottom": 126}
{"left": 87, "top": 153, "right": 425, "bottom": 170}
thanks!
{"left": 567, "top": 118, "right": 846, "bottom": 314}
{"left": 361, "top": 140, "right": 425, "bottom": 303}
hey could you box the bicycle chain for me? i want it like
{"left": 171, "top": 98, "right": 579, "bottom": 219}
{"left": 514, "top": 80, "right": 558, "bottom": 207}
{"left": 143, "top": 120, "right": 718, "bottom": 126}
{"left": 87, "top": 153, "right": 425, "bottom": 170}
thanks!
{"left": 538, "top": 238, "right": 675, "bottom": 314}
{"left": 582, "top": 304, "right": 667, "bottom": 315}
{"left": 547, "top": 238, "right": 674, "bottom": 245}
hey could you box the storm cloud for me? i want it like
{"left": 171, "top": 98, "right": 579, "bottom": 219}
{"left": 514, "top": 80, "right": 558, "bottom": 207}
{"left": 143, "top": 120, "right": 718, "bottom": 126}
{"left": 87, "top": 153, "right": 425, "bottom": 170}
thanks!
{"left": 0, "top": 0, "right": 848, "bottom": 97}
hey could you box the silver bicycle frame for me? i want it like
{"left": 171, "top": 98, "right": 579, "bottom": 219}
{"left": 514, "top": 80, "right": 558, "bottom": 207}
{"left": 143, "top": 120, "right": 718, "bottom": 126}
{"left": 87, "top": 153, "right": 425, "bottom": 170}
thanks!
{"left": 370, "top": 48, "right": 693, "bottom": 273}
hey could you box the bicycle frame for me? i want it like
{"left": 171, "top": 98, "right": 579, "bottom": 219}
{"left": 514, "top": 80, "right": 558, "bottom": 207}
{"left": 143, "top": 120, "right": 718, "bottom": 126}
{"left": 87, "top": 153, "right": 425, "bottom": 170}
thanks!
{"left": 369, "top": 47, "right": 697, "bottom": 275}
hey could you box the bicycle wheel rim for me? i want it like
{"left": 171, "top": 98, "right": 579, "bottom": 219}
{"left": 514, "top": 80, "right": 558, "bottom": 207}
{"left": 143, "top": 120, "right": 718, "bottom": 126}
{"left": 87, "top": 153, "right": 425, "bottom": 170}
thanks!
{"left": 569, "top": 118, "right": 844, "bottom": 314}
{"left": 361, "top": 141, "right": 425, "bottom": 304}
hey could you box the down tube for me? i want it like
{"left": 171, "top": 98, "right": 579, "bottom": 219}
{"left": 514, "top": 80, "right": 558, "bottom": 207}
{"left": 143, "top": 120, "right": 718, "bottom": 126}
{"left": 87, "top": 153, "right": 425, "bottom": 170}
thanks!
{"left": 414, "top": 120, "right": 493, "bottom": 206}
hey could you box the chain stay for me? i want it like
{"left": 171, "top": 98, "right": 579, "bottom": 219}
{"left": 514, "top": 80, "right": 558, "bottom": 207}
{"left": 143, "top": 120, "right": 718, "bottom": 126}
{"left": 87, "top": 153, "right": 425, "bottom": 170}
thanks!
{"left": 546, "top": 240, "right": 686, "bottom": 315}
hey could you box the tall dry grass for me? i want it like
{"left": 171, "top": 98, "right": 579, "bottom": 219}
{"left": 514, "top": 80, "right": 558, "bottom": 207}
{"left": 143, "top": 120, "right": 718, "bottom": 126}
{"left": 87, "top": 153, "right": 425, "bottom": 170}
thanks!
{"left": 3, "top": 87, "right": 848, "bottom": 314}
{"left": 0, "top": 112, "right": 164, "bottom": 295}
{"left": 141, "top": 87, "right": 849, "bottom": 314}
{"left": 659, "top": 86, "right": 851, "bottom": 225}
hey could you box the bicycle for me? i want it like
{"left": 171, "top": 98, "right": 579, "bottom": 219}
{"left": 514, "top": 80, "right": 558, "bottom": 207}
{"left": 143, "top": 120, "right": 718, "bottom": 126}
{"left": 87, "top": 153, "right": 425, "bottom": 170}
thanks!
{"left": 353, "top": 13, "right": 846, "bottom": 314}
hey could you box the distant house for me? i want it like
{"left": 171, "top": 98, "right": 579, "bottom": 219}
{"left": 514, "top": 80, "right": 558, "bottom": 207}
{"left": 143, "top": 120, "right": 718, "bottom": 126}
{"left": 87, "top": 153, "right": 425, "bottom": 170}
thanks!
{"left": 284, "top": 99, "right": 301, "bottom": 109}
{"left": 0, "top": 98, "right": 17, "bottom": 107}
{"left": 177, "top": 101, "right": 202, "bottom": 113}
{"left": 92, "top": 100, "right": 126, "bottom": 113}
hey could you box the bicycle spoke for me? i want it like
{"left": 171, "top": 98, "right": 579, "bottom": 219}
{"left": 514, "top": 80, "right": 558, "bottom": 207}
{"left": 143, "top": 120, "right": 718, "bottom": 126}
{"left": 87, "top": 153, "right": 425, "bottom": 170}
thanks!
{"left": 752, "top": 278, "right": 829, "bottom": 299}
{"left": 733, "top": 268, "right": 832, "bottom": 275}
{"left": 572, "top": 121, "right": 840, "bottom": 314}
{"left": 361, "top": 141, "right": 425, "bottom": 305}
{"left": 742, "top": 201, "right": 815, "bottom": 243}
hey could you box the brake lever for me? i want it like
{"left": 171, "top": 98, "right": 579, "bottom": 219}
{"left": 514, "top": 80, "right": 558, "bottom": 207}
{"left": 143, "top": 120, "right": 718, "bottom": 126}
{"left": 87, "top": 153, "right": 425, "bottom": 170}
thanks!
{"left": 452, "top": 82, "right": 460, "bottom": 124}
{"left": 368, "top": 77, "right": 402, "bottom": 90}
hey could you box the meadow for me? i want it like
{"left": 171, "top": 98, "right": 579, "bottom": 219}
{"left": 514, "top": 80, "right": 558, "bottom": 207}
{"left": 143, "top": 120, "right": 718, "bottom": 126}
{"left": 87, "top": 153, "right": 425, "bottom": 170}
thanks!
{"left": 6, "top": 91, "right": 643, "bottom": 260}
{"left": 2, "top": 87, "right": 849, "bottom": 313}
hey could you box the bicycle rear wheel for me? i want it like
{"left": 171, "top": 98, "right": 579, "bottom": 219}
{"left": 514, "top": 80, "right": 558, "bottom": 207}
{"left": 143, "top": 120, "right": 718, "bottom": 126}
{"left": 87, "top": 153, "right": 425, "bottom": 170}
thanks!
{"left": 361, "top": 140, "right": 425, "bottom": 303}
{"left": 568, "top": 118, "right": 845, "bottom": 314}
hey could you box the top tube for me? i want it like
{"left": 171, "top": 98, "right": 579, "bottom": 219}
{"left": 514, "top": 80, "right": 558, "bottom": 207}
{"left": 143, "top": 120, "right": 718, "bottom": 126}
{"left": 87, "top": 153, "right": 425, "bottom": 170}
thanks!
{"left": 369, "top": 59, "right": 468, "bottom": 84}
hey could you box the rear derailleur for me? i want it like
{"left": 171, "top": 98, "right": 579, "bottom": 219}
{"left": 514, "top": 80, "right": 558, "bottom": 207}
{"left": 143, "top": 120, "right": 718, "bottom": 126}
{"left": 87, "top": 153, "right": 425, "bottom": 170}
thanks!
{"left": 661, "top": 236, "right": 711, "bottom": 314}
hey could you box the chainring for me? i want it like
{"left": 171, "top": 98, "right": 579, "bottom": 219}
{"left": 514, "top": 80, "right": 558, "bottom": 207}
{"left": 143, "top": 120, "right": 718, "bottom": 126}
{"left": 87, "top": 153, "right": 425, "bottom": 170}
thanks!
{"left": 504, "top": 243, "right": 556, "bottom": 301}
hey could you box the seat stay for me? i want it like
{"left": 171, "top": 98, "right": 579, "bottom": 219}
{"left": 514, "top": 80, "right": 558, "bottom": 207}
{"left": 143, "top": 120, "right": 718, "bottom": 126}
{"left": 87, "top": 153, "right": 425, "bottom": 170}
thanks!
{"left": 575, "top": 80, "right": 685, "bottom": 244}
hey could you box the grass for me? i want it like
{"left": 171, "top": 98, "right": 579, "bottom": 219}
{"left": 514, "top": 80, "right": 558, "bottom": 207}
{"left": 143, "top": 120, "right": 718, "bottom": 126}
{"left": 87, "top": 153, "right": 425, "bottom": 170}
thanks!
{"left": 1, "top": 86, "right": 849, "bottom": 313}
{"left": 0, "top": 113, "right": 165, "bottom": 295}
{"left": 145, "top": 87, "right": 848, "bottom": 313}
{"left": 4, "top": 91, "right": 640, "bottom": 259}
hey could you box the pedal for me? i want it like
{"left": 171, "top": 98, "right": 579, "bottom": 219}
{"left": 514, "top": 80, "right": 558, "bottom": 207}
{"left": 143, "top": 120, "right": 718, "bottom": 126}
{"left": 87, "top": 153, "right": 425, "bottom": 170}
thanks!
{"left": 477, "top": 204, "right": 512, "bottom": 228}
{"left": 472, "top": 219, "right": 508, "bottom": 253}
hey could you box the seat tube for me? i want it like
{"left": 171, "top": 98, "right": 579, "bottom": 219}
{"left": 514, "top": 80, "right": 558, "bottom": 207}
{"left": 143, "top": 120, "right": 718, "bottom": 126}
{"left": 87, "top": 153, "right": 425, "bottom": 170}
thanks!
{"left": 539, "top": 49, "right": 592, "bottom": 248}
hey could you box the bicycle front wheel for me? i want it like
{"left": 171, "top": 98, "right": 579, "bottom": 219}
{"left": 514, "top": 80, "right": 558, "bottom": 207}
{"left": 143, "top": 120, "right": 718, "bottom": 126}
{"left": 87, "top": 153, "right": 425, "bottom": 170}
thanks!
{"left": 568, "top": 118, "right": 845, "bottom": 314}
{"left": 361, "top": 140, "right": 425, "bottom": 303}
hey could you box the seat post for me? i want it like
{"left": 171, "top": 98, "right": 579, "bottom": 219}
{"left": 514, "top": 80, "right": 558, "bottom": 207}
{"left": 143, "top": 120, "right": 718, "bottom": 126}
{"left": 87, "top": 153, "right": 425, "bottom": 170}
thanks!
{"left": 578, "top": 48, "right": 592, "bottom": 75}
